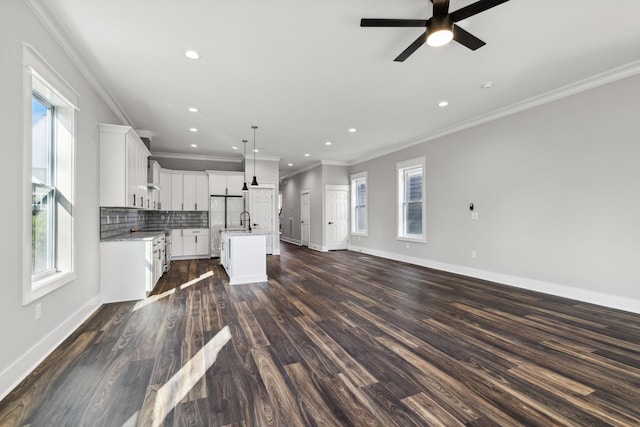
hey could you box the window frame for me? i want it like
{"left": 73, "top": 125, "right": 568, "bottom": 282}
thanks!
{"left": 350, "top": 171, "right": 368, "bottom": 236}
{"left": 23, "top": 44, "right": 78, "bottom": 305}
{"left": 396, "top": 157, "right": 426, "bottom": 243}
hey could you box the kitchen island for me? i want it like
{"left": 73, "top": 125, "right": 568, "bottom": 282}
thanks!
{"left": 220, "top": 229, "right": 269, "bottom": 285}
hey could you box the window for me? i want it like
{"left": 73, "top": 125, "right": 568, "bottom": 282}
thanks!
{"left": 397, "top": 157, "right": 426, "bottom": 242}
{"left": 23, "top": 45, "right": 78, "bottom": 304}
{"left": 32, "top": 94, "right": 56, "bottom": 279}
{"left": 350, "top": 172, "right": 367, "bottom": 235}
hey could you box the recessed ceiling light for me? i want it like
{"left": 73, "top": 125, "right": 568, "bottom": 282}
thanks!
{"left": 190, "top": 144, "right": 197, "bottom": 148}
{"left": 438, "top": 100, "right": 449, "bottom": 107}
{"left": 348, "top": 128, "right": 357, "bottom": 133}
{"left": 481, "top": 81, "right": 494, "bottom": 89}
{"left": 188, "top": 107, "right": 198, "bottom": 112}
{"left": 288, "top": 163, "right": 293, "bottom": 167}
{"left": 185, "top": 50, "right": 200, "bottom": 60}
{"left": 231, "top": 146, "right": 238, "bottom": 150}
{"left": 189, "top": 127, "right": 198, "bottom": 132}
{"left": 325, "top": 141, "right": 332, "bottom": 146}
{"left": 253, "top": 149, "right": 259, "bottom": 153}
{"left": 304, "top": 153, "right": 310, "bottom": 157}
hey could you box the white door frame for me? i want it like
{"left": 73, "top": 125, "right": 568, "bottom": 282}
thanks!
{"left": 300, "top": 189, "right": 310, "bottom": 247}
{"left": 324, "top": 184, "right": 349, "bottom": 251}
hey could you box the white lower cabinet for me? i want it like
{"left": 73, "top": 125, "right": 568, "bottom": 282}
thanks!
{"left": 101, "top": 235, "right": 165, "bottom": 303}
{"left": 171, "top": 228, "right": 210, "bottom": 259}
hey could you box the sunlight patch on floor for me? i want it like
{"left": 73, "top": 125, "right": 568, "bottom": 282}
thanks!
{"left": 152, "top": 325, "right": 232, "bottom": 427}
{"left": 133, "top": 270, "right": 214, "bottom": 311}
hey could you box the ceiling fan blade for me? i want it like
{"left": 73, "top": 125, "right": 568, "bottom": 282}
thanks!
{"left": 394, "top": 32, "right": 427, "bottom": 62}
{"left": 450, "top": 0, "right": 510, "bottom": 23}
{"left": 453, "top": 25, "right": 486, "bottom": 50}
{"left": 432, "top": 0, "right": 450, "bottom": 16}
{"left": 361, "top": 18, "right": 428, "bottom": 27}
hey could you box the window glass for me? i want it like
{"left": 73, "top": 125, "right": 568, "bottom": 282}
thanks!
{"left": 351, "top": 173, "right": 367, "bottom": 235}
{"left": 31, "top": 94, "right": 56, "bottom": 277}
{"left": 397, "top": 158, "right": 425, "bottom": 242}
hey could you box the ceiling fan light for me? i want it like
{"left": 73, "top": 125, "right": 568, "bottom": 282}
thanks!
{"left": 427, "top": 27, "right": 454, "bottom": 47}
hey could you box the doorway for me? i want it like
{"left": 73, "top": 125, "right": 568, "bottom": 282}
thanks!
{"left": 325, "top": 185, "right": 349, "bottom": 250}
{"left": 250, "top": 187, "right": 274, "bottom": 254}
{"left": 301, "top": 190, "right": 310, "bottom": 247}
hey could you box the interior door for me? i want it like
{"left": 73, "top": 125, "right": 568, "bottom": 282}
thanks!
{"left": 250, "top": 188, "right": 274, "bottom": 254}
{"left": 325, "top": 187, "right": 349, "bottom": 250}
{"left": 301, "top": 191, "right": 310, "bottom": 247}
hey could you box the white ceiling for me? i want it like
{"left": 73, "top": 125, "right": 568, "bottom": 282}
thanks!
{"left": 41, "top": 0, "right": 640, "bottom": 174}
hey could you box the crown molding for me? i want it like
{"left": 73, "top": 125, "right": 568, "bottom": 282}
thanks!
{"left": 279, "top": 161, "right": 322, "bottom": 180}
{"left": 321, "top": 160, "right": 350, "bottom": 166}
{"left": 23, "top": 0, "right": 133, "bottom": 126}
{"left": 350, "top": 59, "right": 640, "bottom": 166}
{"left": 151, "top": 151, "right": 242, "bottom": 163}
{"left": 244, "top": 153, "right": 281, "bottom": 162}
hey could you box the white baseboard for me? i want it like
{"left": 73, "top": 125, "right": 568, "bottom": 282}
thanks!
{"left": 280, "top": 236, "right": 301, "bottom": 246}
{"left": 348, "top": 244, "right": 640, "bottom": 315}
{"left": 0, "top": 295, "right": 102, "bottom": 401}
{"left": 309, "top": 243, "right": 326, "bottom": 252}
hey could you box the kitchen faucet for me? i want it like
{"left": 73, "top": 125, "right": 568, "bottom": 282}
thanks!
{"left": 239, "top": 210, "right": 252, "bottom": 232}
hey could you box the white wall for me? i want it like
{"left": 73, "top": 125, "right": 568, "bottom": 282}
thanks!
{"left": 0, "top": 0, "right": 119, "bottom": 398}
{"left": 349, "top": 73, "right": 640, "bottom": 313}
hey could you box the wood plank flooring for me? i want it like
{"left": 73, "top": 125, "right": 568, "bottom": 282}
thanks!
{"left": 2, "top": 242, "right": 640, "bottom": 426}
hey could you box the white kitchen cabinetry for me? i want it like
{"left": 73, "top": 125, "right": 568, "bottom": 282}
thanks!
{"left": 99, "top": 124, "right": 150, "bottom": 209}
{"left": 159, "top": 170, "right": 172, "bottom": 211}
{"left": 171, "top": 229, "right": 183, "bottom": 256}
{"left": 101, "top": 233, "right": 165, "bottom": 303}
{"left": 208, "top": 171, "right": 245, "bottom": 196}
{"left": 170, "top": 172, "right": 209, "bottom": 211}
{"left": 171, "top": 228, "right": 209, "bottom": 259}
{"left": 220, "top": 230, "right": 267, "bottom": 285}
{"left": 171, "top": 173, "right": 184, "bottom": 210}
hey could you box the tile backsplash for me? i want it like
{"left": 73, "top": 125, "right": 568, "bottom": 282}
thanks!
{"left": 100, "top": 208, "right": 208, "bottom": 239}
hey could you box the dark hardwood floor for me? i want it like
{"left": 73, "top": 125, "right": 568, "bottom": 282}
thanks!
{"left": 2, "top": 242, "right": 640, "bottom": 426}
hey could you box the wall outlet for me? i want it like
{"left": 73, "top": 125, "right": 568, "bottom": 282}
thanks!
{"left": 406, "top": 242, "right": 410, "bottom": 249}
{"left": 471, "top": 251, "right": 477, "bottom": 259}
{"left": 471, "top": 212, "right": 479, "bottom": 220}
{"left": 35, "top": 303, "right": 42, "bottom": 320}
{"left": 106, "top": 215, "right": 110, "bottom": 225}
{"left": 116, "top": 215, "right": 120, "bottom": 223}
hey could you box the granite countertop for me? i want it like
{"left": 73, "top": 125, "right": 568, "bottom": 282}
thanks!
{"left": 223, "top": 228, "right": 270, "bottom": 236}
{"left": 101, "top": 231, "right": 166, "bottom": 242}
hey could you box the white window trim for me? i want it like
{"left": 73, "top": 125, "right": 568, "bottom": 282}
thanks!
{"left": 396, "top": 156, "right": 426, "bottom": 243}
{"left": 22, "top": 44, "right": 78, "bottom": 305}
{"left": 350, "top": 171, "right": 368, "bottom": 236}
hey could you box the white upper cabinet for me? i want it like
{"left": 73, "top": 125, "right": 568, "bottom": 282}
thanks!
{"left": 196, "top": 174, "right": 209, "bottom": 211}
{"left": 208, "top": 171, "right": 245, "bottom": 196}
{"left": 99, "top": 124, "right": 150, "bottom": 209}
{"left": 171, "top": 173, "right": 184, "bottom": 210}
{"left": 159, "top": 169, "right": 172, "bottom": 211}
{"left": 169, "top": 171, "right": 208, "bottom": 211}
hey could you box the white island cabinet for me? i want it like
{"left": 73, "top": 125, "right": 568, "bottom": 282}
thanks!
{"left": 220, "top": 230, "right": 268, "bottom": 285}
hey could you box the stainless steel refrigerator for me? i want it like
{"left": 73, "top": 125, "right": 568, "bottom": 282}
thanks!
{"left": 210, "top": 195, "right": 244, "bottom": 257}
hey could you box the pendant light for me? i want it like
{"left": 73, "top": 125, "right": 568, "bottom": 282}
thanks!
{"left": 250, "top": 125, "right": 259, "bottom": 187}
{"left": 241, "top": 139, "right": 249, "bottom": 192}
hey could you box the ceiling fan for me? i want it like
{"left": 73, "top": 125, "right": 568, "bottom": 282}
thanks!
{"left": 360, "top": 0, "right": 511, "bottom": 62}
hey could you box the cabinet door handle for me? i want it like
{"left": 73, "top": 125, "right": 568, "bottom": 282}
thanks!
{"left": 195, "top": 236, "right": 197, "bottom": 243}
{"left": 195, "top": 203, "right": 197, "bottom": 210}
{"left": 133, "top": 194, "right": 136, "bottom": 206}
{"left": 182, "top": 203, "right": 184, "bottom": 211}
{"left": 328, "top": 222, "right": 334, "bottom": 224}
